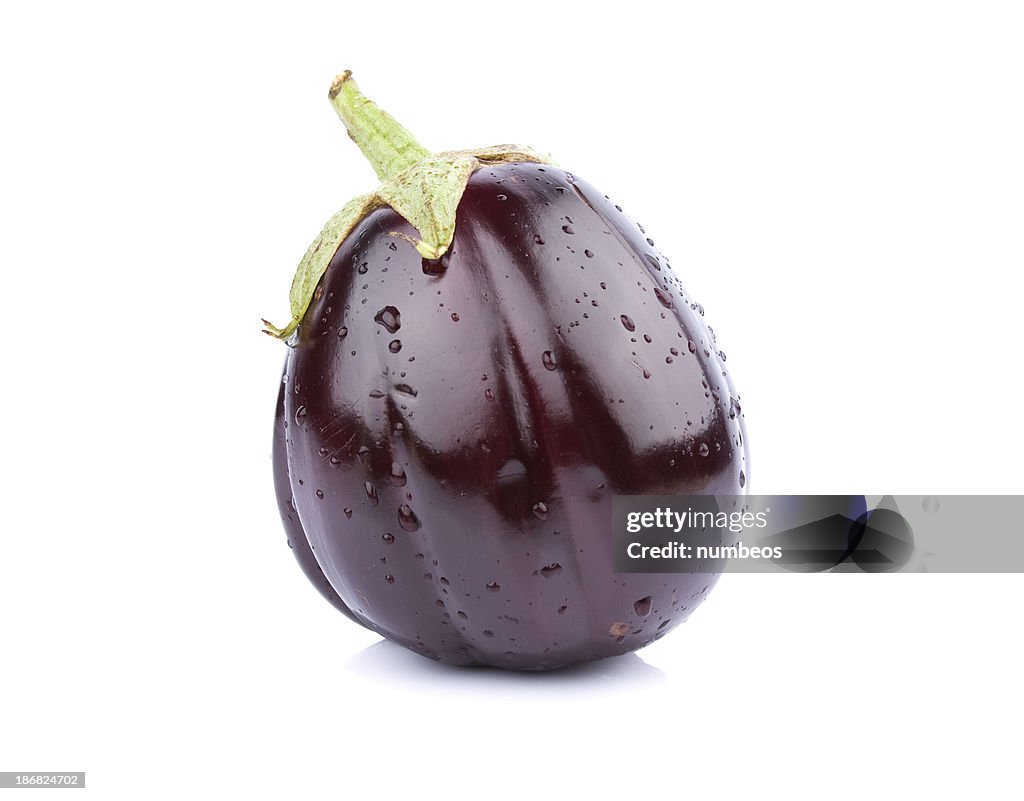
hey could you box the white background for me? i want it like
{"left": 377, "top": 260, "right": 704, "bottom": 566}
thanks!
{"left": 1, "top": 1, "right": 1022, "bottom": 798}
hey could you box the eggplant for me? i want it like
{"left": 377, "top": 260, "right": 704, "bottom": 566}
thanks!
{"left": 267, "top": 72, "right": 748, "bottom": 670}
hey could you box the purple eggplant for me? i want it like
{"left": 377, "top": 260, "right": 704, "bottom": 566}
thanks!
{"left": 267, "top": 73, "right": 748, "bottom": 670}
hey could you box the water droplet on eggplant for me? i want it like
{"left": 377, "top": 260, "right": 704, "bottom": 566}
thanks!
{"left": 364, "top": 481, "right": 379, "bottom": 505}
{"left": 374, "top": 306, "right": 401, "bottom": 333}
{"left": 398, "top": 504, "right": 421, "bottom": 532}
{"left": 634, "top": 596, "right": 653, "bottom": 617}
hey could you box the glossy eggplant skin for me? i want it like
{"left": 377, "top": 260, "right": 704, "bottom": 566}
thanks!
{"left": 274, "top": 163, "right": 748, "bottom": 670}
{"left": 273, "top": 375, "right": 362, "bottom": 624}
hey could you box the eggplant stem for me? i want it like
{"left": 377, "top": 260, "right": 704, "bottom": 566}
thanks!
{"left": 328, "top": 71, "right": 431, "bottom": 182}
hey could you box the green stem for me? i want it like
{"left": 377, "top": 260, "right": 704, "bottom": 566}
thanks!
{"left": 328, "top": 71, "right": 431, "bottom": 182}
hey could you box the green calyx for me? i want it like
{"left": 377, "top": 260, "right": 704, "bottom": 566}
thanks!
{"left": 262, "top": 71, "right": 553, "bottom": 340}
